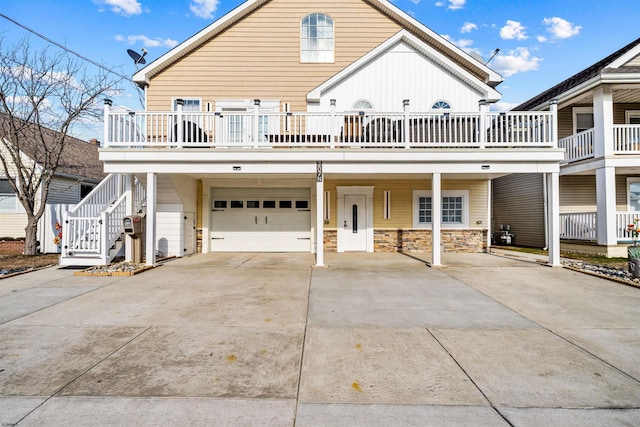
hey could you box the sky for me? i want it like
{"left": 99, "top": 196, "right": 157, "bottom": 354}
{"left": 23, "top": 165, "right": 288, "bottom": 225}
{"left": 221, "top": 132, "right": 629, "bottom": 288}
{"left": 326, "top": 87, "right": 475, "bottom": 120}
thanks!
{"left": 2, "top": 0, "right": 640, "bottom": 141}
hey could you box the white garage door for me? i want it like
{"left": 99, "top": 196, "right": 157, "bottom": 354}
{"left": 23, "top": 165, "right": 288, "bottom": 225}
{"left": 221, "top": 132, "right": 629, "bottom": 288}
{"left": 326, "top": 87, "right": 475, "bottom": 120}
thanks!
{"left": 210, "top": 188, "right": 311, "bottom": 252}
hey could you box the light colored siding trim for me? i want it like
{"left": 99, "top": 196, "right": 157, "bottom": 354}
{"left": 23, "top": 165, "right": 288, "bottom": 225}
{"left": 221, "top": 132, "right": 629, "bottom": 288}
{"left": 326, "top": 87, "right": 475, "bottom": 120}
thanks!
{"left": 0, "top": 213, "right": 27, "bottom": 238}
{"left": 147, "top": 0, "right": 402, "bottom": 111}
{"left": 157, "top": 174, "right": 183, "bottom": 205}
{"left": 309, "top": 40, "right": 482, "bottom": 112}
{"left": 492, "top": 173, "right": 545, "bottom": 248}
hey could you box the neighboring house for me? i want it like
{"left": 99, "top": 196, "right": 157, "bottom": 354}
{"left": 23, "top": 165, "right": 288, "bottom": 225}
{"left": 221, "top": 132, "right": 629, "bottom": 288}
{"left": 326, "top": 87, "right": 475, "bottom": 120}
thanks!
{"left": 61, "top": 0, "right": 563, "bottom": 267}
{"left": 493, "top": 37, "right": 640, "bottom": 257}
{"left": 0, "top": 126, "right": 103, "bottom": 248}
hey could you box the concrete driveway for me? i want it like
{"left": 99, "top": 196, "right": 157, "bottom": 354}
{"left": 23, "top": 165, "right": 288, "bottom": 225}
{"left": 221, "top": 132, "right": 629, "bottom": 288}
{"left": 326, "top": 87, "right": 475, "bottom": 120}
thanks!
{"left": 1, "top": 252, "right": 639, "bottom": 426}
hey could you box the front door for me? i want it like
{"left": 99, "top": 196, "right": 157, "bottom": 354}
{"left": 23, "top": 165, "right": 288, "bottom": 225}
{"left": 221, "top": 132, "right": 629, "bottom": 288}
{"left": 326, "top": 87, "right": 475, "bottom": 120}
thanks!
{"left": 342, "top": 194, "right": 367, "bottom": 251}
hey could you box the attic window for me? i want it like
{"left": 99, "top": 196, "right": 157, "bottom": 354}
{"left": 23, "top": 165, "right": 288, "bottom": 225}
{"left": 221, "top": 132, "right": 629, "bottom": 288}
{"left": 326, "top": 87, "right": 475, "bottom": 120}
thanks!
{"left": 301, "top": 13, "right": 334, "bottom": 63}
{"left": 432, "top": 101, "right": 451, "bottom": 109}
{"left": 352, "top": 100, "right": 373, "bottom": 110}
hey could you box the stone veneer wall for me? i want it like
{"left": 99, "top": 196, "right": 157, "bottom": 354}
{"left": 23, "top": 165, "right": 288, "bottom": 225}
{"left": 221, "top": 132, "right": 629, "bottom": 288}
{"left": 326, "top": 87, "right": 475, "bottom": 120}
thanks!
{"left": 0, "top": 239, "right": 25, "bottom": 255}
{"left": 374, "top": 229, "right": 487, "bottom": 253}
{"left": 324, "top": 229, "right": 337, "bottom": 252}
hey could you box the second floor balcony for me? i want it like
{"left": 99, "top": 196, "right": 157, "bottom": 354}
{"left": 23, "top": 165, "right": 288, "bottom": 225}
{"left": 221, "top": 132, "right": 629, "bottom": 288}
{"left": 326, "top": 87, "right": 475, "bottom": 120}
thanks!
{"left": 103, "top": 101, "right": 557, "bottom": 151}
{"left": 558, "top": 125, "right": 640, "bottom": 163}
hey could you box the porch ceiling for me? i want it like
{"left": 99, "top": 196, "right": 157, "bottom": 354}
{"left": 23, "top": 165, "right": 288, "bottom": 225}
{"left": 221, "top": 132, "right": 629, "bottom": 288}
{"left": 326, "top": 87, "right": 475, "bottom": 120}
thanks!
{"left": 566, "top": 87, "right": 640, "bottom": 106}
{"left": 172, "top": 172, "right": 514, "bottom": 181}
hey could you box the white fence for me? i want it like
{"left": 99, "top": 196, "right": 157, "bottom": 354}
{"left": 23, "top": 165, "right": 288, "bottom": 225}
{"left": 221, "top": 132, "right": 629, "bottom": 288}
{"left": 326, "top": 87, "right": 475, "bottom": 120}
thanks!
{"left": 38, "top": 203, "right": 75, "bottom": 253}
{"left": 104, "top": 108, "right": 557, "bottom": 149}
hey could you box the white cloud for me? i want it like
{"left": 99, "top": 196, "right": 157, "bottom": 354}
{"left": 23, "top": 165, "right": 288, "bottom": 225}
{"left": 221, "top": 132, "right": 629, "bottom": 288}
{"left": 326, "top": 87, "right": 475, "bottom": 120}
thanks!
{"left": 492, "top": 101, "right": 520, "bottom": 112}
{"left": 442, "top": 35, "right": 483, "bottom": 62}
{"left": 461, "top": 22, "right": 477, "bottom": 33}
{"left": 491, "top": 47, "right": 541, "bottom": 77}
{"left": 115, "top": 35, "right": 178, "bottom": 48}
{"left": 190, "top": 0, "right": 220, "bottom": 19}
{"left": 500, "top": 20, "right": 528, "bottom": 40}
{"left": 537, "top": 35, "right": 547, "bottom": 43}
{"left": 435, "top": 0, "right": 465, "bottom": 9}
{"left": 543, "top": 17, "right": 581, "bottom": 39}
{"left": 95, "top": 0, "right": 142, "bottom": 17}
{"left": 409, "top": 0, "right": 421, "bottom": 4}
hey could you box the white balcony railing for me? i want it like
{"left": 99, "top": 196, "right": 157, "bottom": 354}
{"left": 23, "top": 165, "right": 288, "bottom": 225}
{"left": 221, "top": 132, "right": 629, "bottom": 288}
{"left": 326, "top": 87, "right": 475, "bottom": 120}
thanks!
{"left": 559, "top": 211, "right": 640, "bottom": 242}
{"left": 560, "top": 212, "right": 597, "bottom": 240}
{"left": 103, "top": 106, "right": 556, "bottom": 149}
{"left": 614, "top": 125, "right": 640, "bottom": 154}
{"left": 558, "top": 129, "right": 594, "bottom": 163}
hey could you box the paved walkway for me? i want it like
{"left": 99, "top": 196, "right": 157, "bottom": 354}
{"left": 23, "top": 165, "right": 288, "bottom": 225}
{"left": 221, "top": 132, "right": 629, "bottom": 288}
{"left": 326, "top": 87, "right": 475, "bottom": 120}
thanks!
{"left": 1, "top": 252, "right": 639, "bottom": 426}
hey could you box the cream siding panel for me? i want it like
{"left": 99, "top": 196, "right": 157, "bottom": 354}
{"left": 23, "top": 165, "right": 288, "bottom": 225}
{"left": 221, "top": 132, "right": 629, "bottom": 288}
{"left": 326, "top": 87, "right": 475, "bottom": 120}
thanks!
{"left": 147, "top": 0, "right": 403, "bottom": 111}
{"left": 325, "top": 179, "right": 487, "bottom": 229}
{"left": 310, "top": 41, "right": 482, "bottom": 112}
{"left": 492, "top": 174, "right": 545, "bottom": 248}
{"left": 559, "top": 176, "right": 596, "bottom": 212}
{"left": 557, "top": 106, "right": 573, "bottom": 139}
{"left": 157, "top": 175, "right": 183, "bottom": 206}
{"left": 156, "top": 211, "right": 183, "bottom": 257}
{"left": 0, "top": 213, "right": 27, "bottom": 238}
{"left": 170, "top": 175, "right": 198, "bottom": 213}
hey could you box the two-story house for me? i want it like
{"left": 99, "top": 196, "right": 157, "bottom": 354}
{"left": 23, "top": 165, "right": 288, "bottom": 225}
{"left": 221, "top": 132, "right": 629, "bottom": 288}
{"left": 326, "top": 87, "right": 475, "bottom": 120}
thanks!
{"left": 61, "top": 0, "right": 563, "bottom": 267}
{"left": 493, "top": 37, "right": 640, "bottom": 257}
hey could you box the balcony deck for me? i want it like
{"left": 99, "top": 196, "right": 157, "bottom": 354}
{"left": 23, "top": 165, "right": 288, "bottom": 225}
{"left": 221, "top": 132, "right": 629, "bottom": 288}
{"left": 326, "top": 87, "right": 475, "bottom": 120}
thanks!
{"left": 558, "top": 125, "right": 640, "bottom": 163}
{"left": 103, "top": 109, "right": 557, "bottom": 150}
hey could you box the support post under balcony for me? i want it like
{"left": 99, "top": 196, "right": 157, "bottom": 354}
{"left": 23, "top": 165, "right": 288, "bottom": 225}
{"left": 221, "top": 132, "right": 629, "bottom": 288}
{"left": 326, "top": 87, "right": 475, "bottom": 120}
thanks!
{"left": 546, "top": 172, "right": 561, "bottom": 267}
{"left": 432, "top": 172, "right": 442, "bottom": 267}
{"left": 315, "top": 161, "right": 324, "bottom": 267}
{"left": 593, "top": 86, "right": 614, "bottom": 158}
{"left": 146, "top": 173, "right": 157, "bottom": 267}
{"left": 596, "top": 166, "right": 617, "bottom": 246}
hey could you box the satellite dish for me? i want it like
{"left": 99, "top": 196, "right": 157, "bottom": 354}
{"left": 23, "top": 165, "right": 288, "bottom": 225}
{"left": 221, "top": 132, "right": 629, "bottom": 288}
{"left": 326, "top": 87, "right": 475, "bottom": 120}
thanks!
{"left": 127, "top": 48, "right": 147, "bottom": 65}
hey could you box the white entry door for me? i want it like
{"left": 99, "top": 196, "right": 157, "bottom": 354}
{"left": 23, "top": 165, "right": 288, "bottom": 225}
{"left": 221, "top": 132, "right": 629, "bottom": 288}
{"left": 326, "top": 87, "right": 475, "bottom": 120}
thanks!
{"left": 342, "top": 194, "right": 367, "bottom": 251}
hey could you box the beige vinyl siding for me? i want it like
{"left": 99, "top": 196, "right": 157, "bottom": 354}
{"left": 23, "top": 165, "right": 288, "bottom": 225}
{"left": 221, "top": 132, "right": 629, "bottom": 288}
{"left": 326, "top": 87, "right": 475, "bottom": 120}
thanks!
{"left": 492, "top": 173, "right": 545, "bottom": 248}
{"left": 557, "top": 106, "right": 574, "bottom": 139}
{"left": 0, "top": 213, "right": 27, "bottom": 238}
{"left": 559, "top": 175, "right": 634, "bottom": 212}
{"left": 147, "top": 0, "right": 403, "bottom": 111}
{"left": 323, "top": 179, "right": 487, "bottom": 229}
{"left": 559, "top": 176, "right": 596, "bottom": 212}
{"left": 614, "top": 103, "right": 640, "bottom": 123}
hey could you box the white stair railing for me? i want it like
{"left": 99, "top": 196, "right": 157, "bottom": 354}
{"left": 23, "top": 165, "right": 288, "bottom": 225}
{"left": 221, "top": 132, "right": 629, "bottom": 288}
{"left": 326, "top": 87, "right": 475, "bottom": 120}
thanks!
{"left": 62, "top": 174, "right": 146, "bottom": 263}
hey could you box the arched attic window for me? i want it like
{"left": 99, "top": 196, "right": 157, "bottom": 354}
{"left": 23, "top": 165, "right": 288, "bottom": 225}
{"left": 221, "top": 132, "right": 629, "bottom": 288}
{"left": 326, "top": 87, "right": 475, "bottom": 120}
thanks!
{"left": 352, "top": 100, "right": 374, "bottom": 111}
{"left": 432, "top": 100, "right": 451, "bottom": 110}
{"left": 301, "top": 13, "right": 334, "bottom": 63}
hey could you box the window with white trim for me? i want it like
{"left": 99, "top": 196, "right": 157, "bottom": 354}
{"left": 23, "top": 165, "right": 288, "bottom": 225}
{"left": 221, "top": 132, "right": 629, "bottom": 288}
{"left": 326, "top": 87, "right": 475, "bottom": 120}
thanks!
{"left": 172, "top": 98, "right": 201, "bottom": 112}
{"left": 301, "top": 13, "right": 334, "bottom": 63}
{"left": 413, "top": 190, "right": 469, "bottom": 228}
{"left": 573, "top": 106, "right": 594, "bottom": 134}
{"left": 0, "top": 178, "right": 18, "bottom": 212}
{"left": 625, "top": 110, "right": 640, "bottom": 125}
{"left": 628, "top": 178, "right": 640, "bottom": 211}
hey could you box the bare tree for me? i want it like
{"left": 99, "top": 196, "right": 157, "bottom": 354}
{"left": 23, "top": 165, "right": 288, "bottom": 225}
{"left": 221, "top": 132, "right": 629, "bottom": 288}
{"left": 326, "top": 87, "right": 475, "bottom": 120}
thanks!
{"left": 0, "top": 36, "right": 122, "bottom": 255}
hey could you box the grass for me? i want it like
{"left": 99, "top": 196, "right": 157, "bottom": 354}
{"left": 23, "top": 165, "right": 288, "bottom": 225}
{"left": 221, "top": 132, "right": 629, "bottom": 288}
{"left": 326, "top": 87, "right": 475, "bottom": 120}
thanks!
{"left": 494, "top": 245, "right": 628, "bottom": 269}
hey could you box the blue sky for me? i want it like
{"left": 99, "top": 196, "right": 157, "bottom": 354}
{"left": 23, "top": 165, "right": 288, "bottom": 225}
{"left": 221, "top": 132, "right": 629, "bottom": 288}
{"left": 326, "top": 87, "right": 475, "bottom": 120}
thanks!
{"left": 2, "top": 0, "right": 639, "bottom": 140}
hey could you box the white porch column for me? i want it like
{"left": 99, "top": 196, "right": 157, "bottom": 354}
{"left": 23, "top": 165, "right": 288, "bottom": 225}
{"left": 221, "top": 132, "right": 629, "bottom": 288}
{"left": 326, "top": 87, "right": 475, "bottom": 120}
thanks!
{"left": 546, "top": 172, "right": 561, "bottom": 266}
{"left": 124, "top": 174, "right": 133, "bottom": 262}
{"left": 145, "top": 172, "right": 157, "bottom": 266}
{"left": 478, "top": 99, "right": 488, "bottom": 149}
{"left": 432, "top": 172, "right": 442, "bottom": 266}
{"left": 315, "top": 161, "right": 325, "bottom": 267}
{"left": 403, "top": 99, "right": 410, "bottom": 148}
{"left": 596, "top": 166, "right": 617, "bottom": 246}
{"left": 103, "top": 99, "right": 112, "bottom": 148}
{"left": 593, "top": 86, "right": 614, "bottom": 158}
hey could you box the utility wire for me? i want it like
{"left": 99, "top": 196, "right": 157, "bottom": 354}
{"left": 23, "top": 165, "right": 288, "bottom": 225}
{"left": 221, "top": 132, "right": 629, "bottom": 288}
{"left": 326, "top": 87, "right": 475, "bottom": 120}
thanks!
{"left": 0, "top": 13, "right": 133, "bottom": 82}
